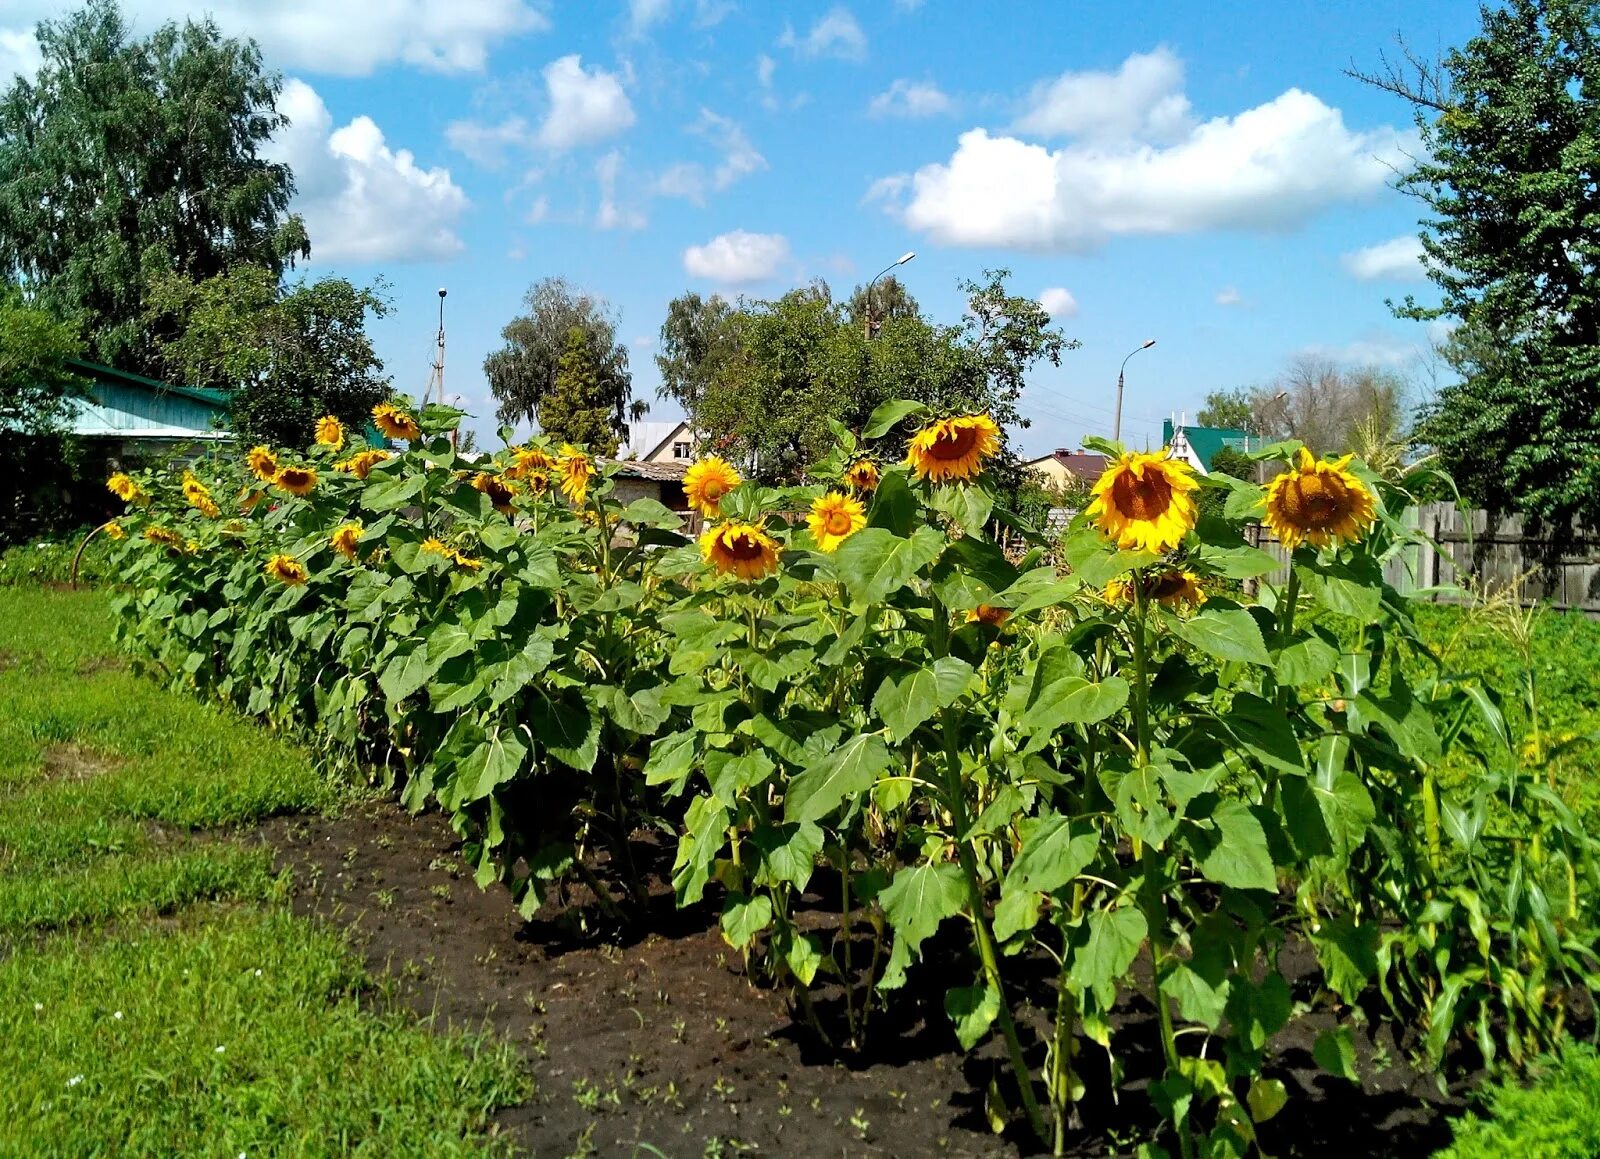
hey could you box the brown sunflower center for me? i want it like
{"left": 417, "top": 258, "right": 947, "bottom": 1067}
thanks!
{"left": 1146, "top": 572, "right": 1188, "bottom": 600}
{"left": 1284, "top": 473, "right": 1346, "bottom": 527}
{"left": 1110, "top": 468, "right": 1173, "bottom": 521}
{"left": 702, "top": 478, "right": 729, "bottom": 500}
{"left": 824, "top": 509, "right": 854, "bottom": 535}
{"left": 927, "top": 426, "right": 978, "bottom": 461}
{"left": 722, "top": 532, "right": 766, "bottom": 561}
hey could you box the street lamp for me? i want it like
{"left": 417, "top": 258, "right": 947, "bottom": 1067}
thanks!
{"left": 863, "top": 251, "right": 916, "bottom": 339}
{"left": 1112, "top": 338, "right": 1156, "bottom": 442}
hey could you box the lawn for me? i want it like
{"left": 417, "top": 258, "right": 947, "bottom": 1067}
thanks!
{"left": 0, "top": 586, "right": 530, "bottom": 1156}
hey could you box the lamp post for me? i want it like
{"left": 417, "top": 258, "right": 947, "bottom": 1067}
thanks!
{"left": 863, "top": 251, "right": 916, "bottom": 339}
{"left": 1112, "top": 338, "right": 1156, "bottom": 443}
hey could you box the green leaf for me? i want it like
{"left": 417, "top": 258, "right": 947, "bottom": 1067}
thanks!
{"left": 866, "top": 469, "right": 916, "bottom": 536}
{"left": 1299, "top": 556, "right": 1382, "bottom": 621}
{"left": 1161, "top": 964, "right": 1227, "bottom": 1030}
{"left": 1246, "top": 1078, "right": 1288, "bottom": 1124}
{"left": 1196, "top": 802, "right": 1277, "bottom": 891}
{"left": 528, "top": 691, "right": 599, "bottom": 771}
{"left": 834, "top": 526, "right": 945, "bottom": 604}
{"left": 1313, "top": 1026, "right": 1359, "bottom": 1082}
{"left": 460, "top": 730, "right": 528, "bottom": 802}
{"left": 672, "top": 795, "right": 729, "bottom": 906}
{"left": 945, "top": 983, "right": 1001, "bottom": 1051}
{"left": 1196, "top": 542, "right": 1281, "bottom": 579}
{"left": 873, "top": 657, "right": 974, "bottom": 741}
{"left": 784, "top": 734, "right": 891, "bottom": 823}
{"left": 1170, "top": 606, "right": 1272, "bottom": 666}
{"left": 378, "top": 646, "right": 432, "bottom": 703}
{"left": 1003, "top": 813, "right": 1099, "bottom": 896}
{"left": 928, "top": 482, "right": 994, "bottom": 537}
{"left": 862, "top": 399, "right": 929, "bottom": 438}
{"left": 1274, "top": 631, "right": 1341, "bottom": 685}
{"left": 878, "top": 862, "right": 966, "bottom": 972}
{"left": 1310, "top": 916, "right": 1377, "bottom": 1005}
{"left": 361, "top": 473, "right": 424, "bottom": 512}
{"left": 1223, "top": 692, "right": 1307, "bottom": 774}
{"left": 708, "top": 749, "right": 776, "bottom": 804}
{"left": 1020, "top": 676, "right": 1129, "bottom": 745}
{"left": 720, "top": 893, "right": 773, "bottom": 949}
{"left": 620, "top": 498, "right": 683, "bottom": 528}
{"left": 751, "top": 822, "right": 824, "bottom": 890}
{"left": 644, "top": 730, "right": 697, "bottom": 789}
{"left": 992, "top": 889, "right": 1041, "bottom": 942}
{"left": 1071, "top": 907, "right": 1148, "bottom": 999}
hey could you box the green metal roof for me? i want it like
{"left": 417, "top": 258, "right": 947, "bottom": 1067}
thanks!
{"left": 1162, "top": 419, "right": 1258, "bottom": 471}
{"left": 66, "top": 358, "right": 230, "bottom": 409}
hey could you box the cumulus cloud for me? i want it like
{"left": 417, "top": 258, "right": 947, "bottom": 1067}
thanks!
{"left": 537, "top": 55, "right": 635, "bottom": 151}
{"left": 1014, "top": 47, "right": 1192, "bottom": 142}
{"left": 656, "top": 109, "right": 767, "bottom": 203}
{"left": 1215, "top": 286, "right": 1242, "bottom": 306}
{"left": 1038, "top": 288, "right": 1078, "bottom": 318}
{"left": 869, "top": 79, "right": 952, "bottom": 118}
{"left": 266, "top": 79, "right": 468, "bottom": 263}
{"left": 1342, "top": 234, "right": 1426, "bottom": 281}
{"left": 885, "top": 69, "right": 1412, "bottom": 252}
{"left": 780, "top": 6, "right": 867, "bottom": 62}
{"left": 595, "top": 150, "right": 646, "bottom": 230}
{"left": 1, "top": 0, "right": 547, "bottom": 76}
{"left": 444, "top": 116, "right": 534, "bottom": 168}
{"left": 683, "top": 230, "right": 790, "bottom": 284}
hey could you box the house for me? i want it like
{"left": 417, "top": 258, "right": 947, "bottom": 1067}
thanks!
{"left": 1026, "top": 449, "right": 1108, "bottom": 489}
{"left": 608, "top": 459, "right": 691, "bottom": 516}
{"left": 1162, "top": 418, "right": 1259, "bottom": 475}
{"left": 63, "top": 359, "right": 230, "bottom": 461}
{"left": 622, "top": 420, "right": 695, "bottom": 465}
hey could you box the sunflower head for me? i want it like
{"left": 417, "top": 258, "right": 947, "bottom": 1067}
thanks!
{"left": 844, "top": 459, "right": 881, "bottom": 491}
{"left": 421, "top": 536, "right": 482, "bottom": 571}
{"left": 372, "top": 402, "right": 421, "bottom": 442}
{"left": 905, "top": 414, "right": 1001, "bottom": 482}
{"left": 965, "top": 603, "right": 1011, "bottom": 627}
{"left": 471, "top": 471, "right": 518, "bottom": 515}
{"left": 336, "top": 448, "right": 391, "bottom": 481}
{"left": 805, "top": 492, "right": 867, "bottom": 553}
{"left": 684, "top": 456, "right": 742, "bottom": 516}
{"left": 100, "top": 520, "right": 126, "bottom": 541}
{"left": 246, "top": 446, "right": 279, "bottom": 482}
{"left": 239, "top": 487, "right": 267, "bottom": 512}
{"left": 557, "top": 445, "right": 595, "bottom": 504}
{"left": 330, "top": 523, "right": 363, "bottom": 561}
{"left": 264, "top": 553, "right": 308, "bottom": 586}
{"left": 143, "top": 526, "right": 184, "bottom": 550}
{"left": 314, "top": 415, "right": 345, "bottom": 450}
{"left": 1085, "top": 450, "right": 1199, "bottom": 555}
{"left": 1263, "top": 448, "right": 1377, "bottom": 552}
{"left": 106, "top": 473, "right": 146, "bottom": 504}
{"left": 1147, "top": 570, "right": 1206, "bottom": 610}
{"left": 699, "top": 521, "right": 781, "bottom": 580}
{"left": 506, "top": 446, "right": 554, "bottom": 479}
{"left": 181, "top": 475, "right": 220, "bottom": 518}
{"left": 522, "top": 468, "right": 551, "bottom": 498}
{"left": 273, "top": 465, "right": 318, "bottom": 497}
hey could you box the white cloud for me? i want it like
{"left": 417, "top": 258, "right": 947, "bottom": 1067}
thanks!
{"left": 1038, "top": 288, "right": 1078, "bottom": 318}
{"left": 683, "top": 230, "right": 790, "bottom": 284}
{"left": 1300, "top": 329, "right": 1428, "bottom": 369}
{"left": 1215, "top": 286, "right": 1242, "bottom": 306}
{"left": 0, "top": 29, "right": 41, "bottom": 81}
{"left": 1342, "top": 234, "right": 1426, "bottom": 281}
{"left": 595, "top": 150, "right": 645, "bottom": 230}
{"left": 893, "top": 0, "right": 925, "bottom": 9}
{"left": 780, "top": 6, "right": 866, "bottom": 62}
{"left": 628, "top": 0, "right": 671, "bottom": 35}
{"left": 693, "top": 0, "right": 736, "bottom": 26}
{"left": 537, "top": 54, "right": 635, "bottom": 151}
{"left": 889, "top": 79, "right": 1412, "bottom": 252}
{"left": 266, "top": 78, "right": 467, "bottom": 263}
{"left": 445, "top": 116, "right": 533, "bottom": 167}
{"left": 1014, "top": 47, "right": 1192, "bottom": 142}
{"left": 869, "top": 79, "right": 952, "bottom": 118}
{"left": 1, "top": 0, "right": 548, "bottom": 77}
{"left": 655, "top": 109, "right": 766, "bottom": 204}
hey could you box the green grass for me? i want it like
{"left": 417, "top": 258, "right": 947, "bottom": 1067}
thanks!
{"left": 1434, "top": 1043, "right": 1600, "bottom": 1159}
{"left": 0, "top": 586, "right": 532, "bottom": 1154}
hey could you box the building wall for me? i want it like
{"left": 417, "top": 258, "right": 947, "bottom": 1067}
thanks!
{"left": 1028, "top": 458, "right": 1075, "bottom": 487}
{"left": 70, "top": 383, "right": 228, "bottom": 439}
{"left": 642, "top": 422, "right": 693, "bottom": 465}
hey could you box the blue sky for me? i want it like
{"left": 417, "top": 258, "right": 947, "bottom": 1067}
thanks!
{"left": 1, "top": 0, "right": 1483, "bottom": 453}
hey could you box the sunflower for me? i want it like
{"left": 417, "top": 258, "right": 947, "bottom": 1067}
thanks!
{"left": 239, "top": 488, "right": 267, "bottom": 512}
{"left": 372, "top": 402, "right": 422, "bottom": 442}
{"left": 314, "top": 415, "right": 345, "bottom": 450}
{"left": 100, "top": 520, "right": 126, "bottom": 541}
{"left": 522, "top": 468, "right": 551, "bottom": 498}
{"left": 421, "top": 536, "right": 482, "bottom": 571}
{"left": 1263, "top": 448, "right": 1377, "bottom": 551}
{"left": 844, "top": 459, "right": 881, "bottom": 491}
{"left": 557, "top": 445, "right": 595, "bottom": 505}
{"left": 182, "top": 475, "right": 221, "bottom": 519}
{"left": 471, "top": 471, "right": 518, "bottom": 515}
{"left": 699, "top": 521, "right": 781, "bottom": 580}
{"left": 330, "top": 522, "right": 363, "bottom": 561}
{"left": 246, "top": 445, "right": 279, "bottom": 482}
{"left": 1103, "top": 570, "right": 1206, "bottom": 611}
{"left": 1085, "top": 451, "right": 1199, "bottom": 555}
{"left": 505, "top": 446, "right": 554, "bottom": 480}
{"left": 336, "top": 449, "right": 391, "bottom": 481}
{"left": 965, "top": 604, "right": 1011, "bottom": 627}
{"left": 684, "top": 456, "right": 742, "bottom": 517}
{"left": 905, "top": 414, "right": 1001, "bottom": 482}
{"left": 142, "top": 526, "right": 184, "bottom": 550}
{"left": 806, "top": 492, "right": 866, "bottom": 553}
{"left": 264, "top": 553, "right": 308, "bottom": 586}
{"left": 421, "top": 537, "right": 452, "bottom": 560}
{"left": 274, "top": 465, "right": 318, "bottom": 497}
{"left": 106, "top": 473, "right": 146, "bottom": 504}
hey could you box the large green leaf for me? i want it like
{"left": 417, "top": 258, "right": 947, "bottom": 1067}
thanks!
{"left": 527, "top": 690, "right": 599, "bottom": 771}
{"left": 1070, "top": 907, "right": 1148, "bottom": 998}
{"left": 672, "top": 795, "right": 729, "bottom": 906}
{"left": 872, "top": 657, "right": 974, "bottom": 741}
{"left": 862, "top": 398, "right": 929, "bottom": 438}
{"left": 378, "top": 645, "right": 433, "bottom": 703}
{"left": 1021, "top": 677, "right": 1129, "bottom": 748}
{"left": 784, "top": 733, "right": 891, "bottom": 822}
{"left": 878, "top": 862, "right": 966, "bottom": 970}
{"left": 1003, "top": 813, "right": 1099, "bottom": 896}
{"left": 460, "top": 729, "right": 528, "bottom": 802}
{"left": 945, "top": 983, "right": 1000, "bottom": 1051}
{"left": 1223, "top": 692, "right": 1306, "bottom": 774}
{"left": 720, "top": 893, "right": 773, "bottom": 949}
{"left": 1195, "top": 801, "right": 1277, "bottom": 891}
{"left": 834, "top": 526, "right": 945, "bottom": 604}
{"left": 1171, "top": 606, "right": 1272, "bottom": 666}
{"left": 751, "top": 822, "right": 824, "bottom": 890}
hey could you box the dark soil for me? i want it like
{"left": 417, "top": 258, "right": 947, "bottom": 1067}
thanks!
{"left": 254, "top": 803, "right": 1476, "bottom": 1158}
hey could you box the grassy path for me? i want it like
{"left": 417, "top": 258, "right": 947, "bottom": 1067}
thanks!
{"left": 0, "top": 587, "right": 530, "bottom": 1156}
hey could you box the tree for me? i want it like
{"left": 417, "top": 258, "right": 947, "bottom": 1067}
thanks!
{"left": 1356, "top": 0, "right": 1600, "bottom": 535}
{"left": 1196, "top": 388, "right": 1255, "bottom": 430}
{"left": 656, "top": 291, "right": 742, "bottom": 426}
{"left": 846, "top": 274, "right": 919, "bottom": 335}
{"left": 147, "top": 266, "right": 389, "bottom": 448}
{"left": 959, "top": 270, "right": 1074, "bottom": 431}
{"left": 539, "top": 326, "right": 624, "bottom": 454}
{"left": 0, "top": 0, "right": 307, "bottom": 376}
{"left": 484, "top": 277, "right": 632, "bottom": 435}
{"left": 0, "top": 287, "right": 88, "bottom": 543}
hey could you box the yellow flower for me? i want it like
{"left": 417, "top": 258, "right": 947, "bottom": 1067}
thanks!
{"left": 182, "top": 474, "right": 220, "bottom": 519}
{"left": 699, "top": 521, "right": 781, "bottom": 580}
{"left": 1085, "top": 450, "right": 1199, "bottom": 554}
{"left": 314, "top": 415, "right": 345, "bottom": 450}
{"left": 905, "top": 414, "right": 1001, "bottom": 482}
{"left": 965, "top": 604, "right": 1011, "bottom": 627}
{"left": 421, "top": 536, "right": 482, "bottom": 571}
{"left": 806, "top": 491, "right": 867, "bottom": 553}
{"left": 372, "top": 402, "right": 421, "bottom": 442}
{"left": 683, "top": 456, "right": 742, "bottom": 517}
{"left": 239, "top": 488, "right": 266, "bottom": 512}
{"left": 421, "top": 537, "right": 451, "bottom": 559}
{"left": 142, "top": 526, "right": 184, "bottom": 550}
{"left": 557, "top": 445, "right": 595, "bottom": 505}
{"left": 336, "top": 449, "right": 391, "bottom": 480}
{"left": 505, "top": 446, "right": 554, "bottom": 479}
{"left": 100, "top": 520, "right": 125, "bottom": 541}
{"left": 246, "top": 445, "right": 279, "bottom": 482}
{"left": 522, "top": 468, "right": 551, "bottom": 498}
{"left": 471, "top": 471, "right": 518, "bottom": 515}
{"left": 1103, "top": 570, "right": 1206, "bottom": 611}
{"left": 844, "top": 459, "right": 881, "bottom": 491}
{"left": 264, "top": 553, "right": 308, "bottom": 586}
{"left": 452, "top": 550, "right": 484, "bottom": 571}
{"left": 1263, "top": 448, "right": 1377, "bottom": 551}
{"left": 273, "top": 465, "right": 318, "bottom": 497}
{"left": 106, "top": 473, "right": 146, "bottom": 504}
{"left": 330, "top": 522, "right": 363, "bottom": 561}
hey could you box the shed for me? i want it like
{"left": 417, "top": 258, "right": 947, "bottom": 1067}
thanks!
{"left": 63, "top": 359, "right": 230, "bottom": 459}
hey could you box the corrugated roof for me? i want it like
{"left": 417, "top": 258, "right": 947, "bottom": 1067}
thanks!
{"left": 607, "top": 459, "right": 688, "bottom": 481}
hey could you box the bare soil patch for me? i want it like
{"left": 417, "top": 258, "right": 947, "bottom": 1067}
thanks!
{"left": 40, "top": 743, "right": 123, "bottom": 783}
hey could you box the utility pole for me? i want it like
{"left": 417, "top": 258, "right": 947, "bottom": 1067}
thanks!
{"left": 1113, "top": 338, "right": 1156, "bottom": 443}
{"left": 863, "top": 252, "right": 916, "bottom": 340}
{"left": 423, "top": 288, "right": 451, "bottom": 449}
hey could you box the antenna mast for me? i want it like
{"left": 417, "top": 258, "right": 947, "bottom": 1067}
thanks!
{"left": 424, "top": 288, "right": 453, "bottom": 448}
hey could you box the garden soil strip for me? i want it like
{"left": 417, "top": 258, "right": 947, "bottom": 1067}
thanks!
{"left": 256, "top": 803, "right": 1471, "bottom": 1158}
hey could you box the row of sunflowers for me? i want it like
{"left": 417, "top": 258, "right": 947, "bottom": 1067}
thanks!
{"left": 100, "top": 396, "right": 1598, "bottom": 1156}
